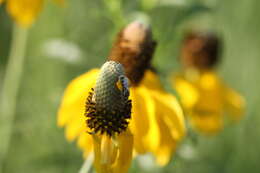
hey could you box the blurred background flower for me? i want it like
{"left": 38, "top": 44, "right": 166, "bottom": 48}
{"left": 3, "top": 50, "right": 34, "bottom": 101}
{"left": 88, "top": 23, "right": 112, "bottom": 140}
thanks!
{"left": 0, "top": 0, "right": 63, "bottom": 27}
{"left": 0, "top": 0, "right": 260, "bottom": 173}
{"left": 172, "top": 31, "right": 245, "bottom": 135}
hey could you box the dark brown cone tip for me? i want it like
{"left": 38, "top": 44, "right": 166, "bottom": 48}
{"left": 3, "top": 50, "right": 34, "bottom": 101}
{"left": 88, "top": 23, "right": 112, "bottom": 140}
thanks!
{"left": 108, "top": 22, "right": 157, "bottom": 86}
{"left": 181, "top": 31, "right": 221, "bottom": 70}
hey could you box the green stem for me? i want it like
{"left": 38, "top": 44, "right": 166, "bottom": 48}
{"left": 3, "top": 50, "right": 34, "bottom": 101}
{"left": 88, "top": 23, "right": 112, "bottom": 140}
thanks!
{"left": 79, "top": 152, "right": 94, "bottom": 173}
{"left": 0, "top": 25, "right": 28, "bottom": 172}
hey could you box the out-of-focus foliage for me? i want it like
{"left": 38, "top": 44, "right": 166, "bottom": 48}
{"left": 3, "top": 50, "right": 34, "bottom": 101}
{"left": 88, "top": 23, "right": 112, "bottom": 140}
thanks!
{"left": 0, "top": 0, "right": 260, "bottom": 172}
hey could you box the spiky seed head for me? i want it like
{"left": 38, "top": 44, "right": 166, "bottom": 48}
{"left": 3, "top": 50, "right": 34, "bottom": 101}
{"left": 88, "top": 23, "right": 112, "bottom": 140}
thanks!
{"left": 85, "top": 61, "right": 132, "bottom": 136}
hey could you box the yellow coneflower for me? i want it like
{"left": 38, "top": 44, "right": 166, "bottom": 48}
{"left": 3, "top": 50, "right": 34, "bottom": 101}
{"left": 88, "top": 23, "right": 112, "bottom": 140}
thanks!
{"left": 58, "top": 21, "right": 186, "bottom": 166}
{"left": 171, "top": 31, "right": 245, "bottom": 135}
{"left": 0, "top": 0, "right": 63, "bottom": 27}
{"left": 85, "top": 61, "right": 133, "bottom": 173}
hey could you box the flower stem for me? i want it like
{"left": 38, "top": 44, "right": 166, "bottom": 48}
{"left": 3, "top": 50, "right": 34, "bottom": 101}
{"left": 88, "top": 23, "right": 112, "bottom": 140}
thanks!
{"left": 0, "top": 24, "right": 28, "bottom": 172}
{"left": 79, "top": 152, "right": 94, "bottom": 173}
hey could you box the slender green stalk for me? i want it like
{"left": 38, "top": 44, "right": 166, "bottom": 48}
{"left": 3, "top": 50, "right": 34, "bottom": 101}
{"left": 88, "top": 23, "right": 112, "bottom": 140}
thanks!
{"left": 0, "top": 25, "right": 28, "bottom": 172}
{"left": 79, "top": 152, "right": 94, "bottom": 173}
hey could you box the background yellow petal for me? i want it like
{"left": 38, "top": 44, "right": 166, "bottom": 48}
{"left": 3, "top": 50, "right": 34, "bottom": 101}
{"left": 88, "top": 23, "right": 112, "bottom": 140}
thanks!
{"left": 199, "top": 72, "right": 219, "bottom": 90}
{"left": 6, "top": 0, "right": 44, "bottom": 27}
{"left": 190, "top": 113, "right": 223, "bottom": 135}
{"left": 224, "top": 86, "right": 245, "bottom": 121}
{"left": 173, "top": 76, "right": 199, "bottom": 109}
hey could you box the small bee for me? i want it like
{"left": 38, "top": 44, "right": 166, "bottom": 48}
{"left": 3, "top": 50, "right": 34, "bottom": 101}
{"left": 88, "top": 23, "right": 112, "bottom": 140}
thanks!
{"left": 116, "top": 75, "right": 130, "bottom": 99}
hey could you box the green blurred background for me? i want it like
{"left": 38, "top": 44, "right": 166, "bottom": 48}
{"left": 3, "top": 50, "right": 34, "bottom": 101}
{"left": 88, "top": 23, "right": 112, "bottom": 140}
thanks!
{"left": 0, "top": 0, "right": 260, "bottom": 172}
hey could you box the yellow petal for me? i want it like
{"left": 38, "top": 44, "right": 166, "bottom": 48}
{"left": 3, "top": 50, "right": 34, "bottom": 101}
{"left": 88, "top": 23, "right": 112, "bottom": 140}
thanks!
{"left": 141, "top": 70, "right": 163, "bottom": 90}
{"left": 92, "top": 130, "right": 133, "bottom": 173}
{"left": 112, "top": 129, "right": 133, "bottom": 173}
{"left": 129, "top": 87, "right": 149, "bottom": 153}
{"left": 0, "top": 0, "right": 5, "bottom": 4}
{"left": 77, "top": 133, "right": 93, "bottom": 158}
{"left": 224, "top": 87, "right": 245, "bottom": 121}
{"left": 92, "top": 134, "right": 104, "bottom": 173}
{"left": 6, "top": 0, "right": 44, "bottom": 27}
{"left": 199, "top": 72, "right": 218, "bottom": 90}
{"left": 100, "top": 135, "right": 118, "bottom": 165}
{"left": 136, "top": 86, "right": 160, "bottom": 153}
{"left": 155, "top": 115, "right": 177, "bottom": 166}
{"left": 150, "top": 90, "right": 186, "bottom": 141}
{"left": 173, "top": 75, "right": 199, "bottom": 109}
{"left": 190, "top": 112, "right": 223, "bottom": 135}
{"left": 57, "top": 69, "right": 99, "bottom": 126}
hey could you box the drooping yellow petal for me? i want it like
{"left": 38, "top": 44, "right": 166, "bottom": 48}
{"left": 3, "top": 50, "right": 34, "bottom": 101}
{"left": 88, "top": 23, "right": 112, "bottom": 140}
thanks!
{"left": 100, "top": 136, "right": 118, "bottom": 167}
{"left": 92, "top": 129, "right": 133, "bottom": 173}
{"left": 136, "top": 86, "right": 160, "bottom": 153}
{"left": 6, "top": 0, "right": 44, "bottom": 27}
{"left": 57, "top": 69, "right": 99, "bottom": 127}
{"left": 112, "top": 129, "right": 133, "bottom": 173}
{"left": 151, "top": 90, "right": 186, "bottom": 141}
{"left": 154, "top": 113, "right": 177, "bottom": 166}
{"left": 92, "top": 134, "right": 104, "bottom": 173}
{"left": 129, "top": 87, "right": 149, "bottom": 153}
{"left": 135, "top": 70, "right": 185, "bottom": 165}
{"left": 224, "top": 86, "right": 245, "bottom": 121}
{"left": 128, "top": 71, "right": 163, "bottom": 153}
